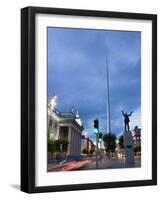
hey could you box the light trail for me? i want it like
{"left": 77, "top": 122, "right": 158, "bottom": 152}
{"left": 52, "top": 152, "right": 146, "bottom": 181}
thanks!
{"left": 48, "top": 161, "right": 76, "bottom": 171}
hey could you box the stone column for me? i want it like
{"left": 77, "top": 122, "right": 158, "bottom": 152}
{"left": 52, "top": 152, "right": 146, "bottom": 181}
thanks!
{"left": 75, "top": 132, "right": 78, "bottom": 155}
{"left": 56, "top": 126, "right": 60, "bottom": 139}
{"left": 78, "top": 134, "right": 81, "bottom": 155}
{"left": 73, "top": 129, "right": 76, "bottom": 155}
{"left": 77, "top": 133, "right": 79, "bottom": 155}
{"left": 67, "top": 126, "right": 72, "bottom": 156}
{"left": 71, "top": 128, "right": 74, "bottom": 155}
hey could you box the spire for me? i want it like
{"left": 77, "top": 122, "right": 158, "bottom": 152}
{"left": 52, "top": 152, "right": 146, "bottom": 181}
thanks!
{"left": 105, "top": 36, "right": 111, "bottom": 134}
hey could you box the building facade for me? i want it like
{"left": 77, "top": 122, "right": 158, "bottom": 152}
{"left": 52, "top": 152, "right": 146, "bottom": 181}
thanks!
{"left": 81, "top": 135, "right": 95, "bottom": 153}
{"left": 131, "top": 126, "right": 141, "bottom": 147}
{"left": 48, "top": 105, "right": 83, "bottom": 160}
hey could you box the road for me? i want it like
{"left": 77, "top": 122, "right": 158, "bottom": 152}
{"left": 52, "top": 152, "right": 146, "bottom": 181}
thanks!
{"left": 48, "top": 155, "right": 141, "bottom": 172}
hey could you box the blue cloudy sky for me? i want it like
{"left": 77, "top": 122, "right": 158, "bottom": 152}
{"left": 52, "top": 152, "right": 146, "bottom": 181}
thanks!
{"left": 48, "top": 27, "right": 141, "bottom": 141}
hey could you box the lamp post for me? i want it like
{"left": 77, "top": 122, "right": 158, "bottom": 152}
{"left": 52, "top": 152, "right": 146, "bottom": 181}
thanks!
{"left": 49, "top": 95, "right": 57, "bottom": 110}
{"left": 48, "top": 94, "right": 58, "bottom": 149}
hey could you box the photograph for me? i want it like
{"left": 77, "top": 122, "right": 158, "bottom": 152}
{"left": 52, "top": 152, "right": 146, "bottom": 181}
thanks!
{"left": 21, "top": 6, "right": 157, "bottom": 193}
{"left": 47, "top": 27, "right": 141, "bottom": 172}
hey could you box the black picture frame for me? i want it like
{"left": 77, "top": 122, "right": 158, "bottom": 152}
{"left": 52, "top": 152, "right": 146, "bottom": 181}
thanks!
{"left": 21, "top": 6, "right": 157, "bottom": 193}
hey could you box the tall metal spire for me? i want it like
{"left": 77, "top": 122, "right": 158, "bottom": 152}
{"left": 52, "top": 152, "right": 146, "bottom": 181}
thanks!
{"left": 105, "top": 37, "right": 111, "bottom": 134}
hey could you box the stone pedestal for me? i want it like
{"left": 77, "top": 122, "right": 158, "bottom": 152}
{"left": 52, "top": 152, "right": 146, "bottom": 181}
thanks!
{"left": 124, "top": 131, "right": 135, "bottom": 167}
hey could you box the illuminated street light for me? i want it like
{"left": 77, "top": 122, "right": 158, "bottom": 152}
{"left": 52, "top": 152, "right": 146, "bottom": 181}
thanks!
{"left": 49, "top": 95, "right": 57, "bottom": 110}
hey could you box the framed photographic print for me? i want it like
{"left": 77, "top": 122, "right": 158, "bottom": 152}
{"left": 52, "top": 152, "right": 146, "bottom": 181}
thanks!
{"left": 21, "top": 6, "right": 157, "bottom": 193}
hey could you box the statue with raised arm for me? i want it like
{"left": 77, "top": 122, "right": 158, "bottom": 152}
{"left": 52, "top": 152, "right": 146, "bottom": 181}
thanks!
{"left": 121, "top": 110, "right": 133, "bottom": 131}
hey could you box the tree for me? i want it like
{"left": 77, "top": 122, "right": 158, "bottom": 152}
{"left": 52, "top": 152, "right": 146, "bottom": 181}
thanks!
{"left": 82, "top": 148, "right": 89, "bottom": 154}
{"left": 89, "top": 149, "right": 94, "bottom": 155}
{"left": 48, "top": 137, "right": 56, "bottom": 158}
{"left": 117, "top": 135, "right": 124, "bottom": 160}
{"left": 103, "top": 133, "right": 117, "bottom": 154}
{"left": 47, "top": 138, "right": 69, "bottom": 159}
{"left": 118, "top": 135, "right": 124, "bottom": 149}
{"left": 52, "top": 139, "right": 69, "bottom": 153}
{"left": 54, "top": 139, "right": 69, "bottom": 159}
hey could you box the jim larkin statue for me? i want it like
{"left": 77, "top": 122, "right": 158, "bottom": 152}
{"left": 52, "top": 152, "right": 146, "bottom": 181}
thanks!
{"left": 121, "top": 110, "right": 133, "bottom": 131}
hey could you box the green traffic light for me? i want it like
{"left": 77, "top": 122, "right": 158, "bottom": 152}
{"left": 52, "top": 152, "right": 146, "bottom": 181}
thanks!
{"left": 93, "top": 128, "right": 99, "bottom": 134}
{"left": 99, "top": 138, "right": 102, "bottom": 143}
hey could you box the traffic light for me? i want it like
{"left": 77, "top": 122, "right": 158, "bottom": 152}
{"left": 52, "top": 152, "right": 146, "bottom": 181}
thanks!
{"left": 93, "top": 119, "right": 99, "bottom": 134}
{"left": 99, "top": 133, "right": 103, "bottom": 142}
{"left": 99, "top": 133, "right": 102, "bottom": 139}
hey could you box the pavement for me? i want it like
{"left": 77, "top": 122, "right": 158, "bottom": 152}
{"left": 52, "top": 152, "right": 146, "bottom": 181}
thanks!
{"left": 81, "top": 155, "right": 141, "bottom": 170}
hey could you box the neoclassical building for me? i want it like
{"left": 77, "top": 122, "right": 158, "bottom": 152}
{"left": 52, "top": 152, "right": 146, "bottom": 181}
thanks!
{"left": 48, "top": 105, "right": 83, "bottom": 160}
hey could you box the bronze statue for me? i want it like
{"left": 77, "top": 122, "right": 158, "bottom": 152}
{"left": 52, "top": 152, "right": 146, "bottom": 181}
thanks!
{"left": 121, "top": 110, "right": 133, "bottom": 131}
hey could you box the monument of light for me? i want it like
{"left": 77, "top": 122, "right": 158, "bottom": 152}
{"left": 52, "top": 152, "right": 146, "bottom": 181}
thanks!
{"left": 121, "top": 110, "right": 135, "bottom": 167}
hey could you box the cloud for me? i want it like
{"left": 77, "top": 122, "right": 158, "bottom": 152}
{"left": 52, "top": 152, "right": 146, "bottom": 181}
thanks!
{"left": 48, "top": 27, "right": 141, "bottom": 142}
{"left": 130, "top": 106, "right": 141, "bottom": 129}
{"left": 110, "top": 106, "right": 141, "bottom": 135}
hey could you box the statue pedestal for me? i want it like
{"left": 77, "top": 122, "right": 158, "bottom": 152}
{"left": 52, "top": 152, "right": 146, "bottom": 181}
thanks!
{"left": 124, "top": 131, "right": 135, "bottom": 167}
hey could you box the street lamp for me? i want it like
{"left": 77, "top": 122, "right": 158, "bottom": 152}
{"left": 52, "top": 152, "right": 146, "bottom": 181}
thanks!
{"left": 49, "top": 95, "right": 57, "bottom": 110}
